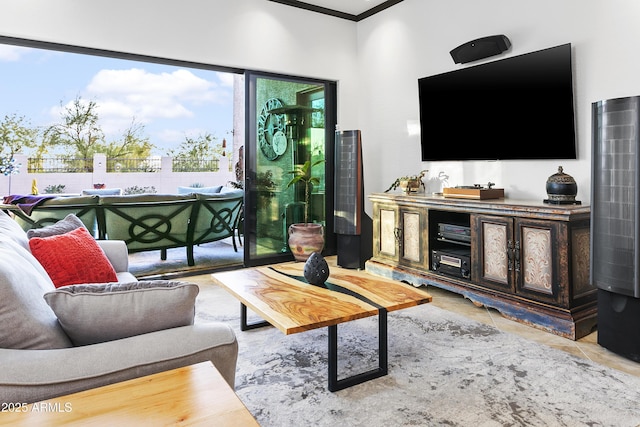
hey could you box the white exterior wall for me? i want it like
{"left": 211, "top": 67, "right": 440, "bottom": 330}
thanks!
{"left": 6, "top": 154, "right": 234, "bottom": 195}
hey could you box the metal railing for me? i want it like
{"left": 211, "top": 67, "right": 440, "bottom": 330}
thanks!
{"left": 28, "top": 157, "right": 93, "bottom": 173}
{"left": 107, "top": 157, "right": 161, "bottom": 172}
{"left": 172, "top": 158, "right": 220, "bottom": 172}
{"left": 26, "top": 156, "right": 226, "bottom": 174}
{"left": 8, "top": 153, "right": 234, "bottom": 196}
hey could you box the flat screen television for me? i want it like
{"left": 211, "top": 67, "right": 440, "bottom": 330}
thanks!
{"left": 418, "top": 43, "right": 576, "bottom": 161}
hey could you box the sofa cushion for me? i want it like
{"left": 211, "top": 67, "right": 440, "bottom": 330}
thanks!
{"left": 81, "top": 188, "right": 122, "bottom": 196}
{"left": 26, "top": 213, "right": 86, "bottom": 239}
{"left": 0, "top": 239, "right": 72, "bottom": 349}
{"left": 39, "top": 195, "right": 99, "bottom": 206}
{"left": 43, "top": 281, "right": 199, "bottom": 346}
{"left": 177, "top": 185, "right": 223, "bottom": 195}
{"left": 219, "top": 187, "right": 244, "bottom": 197}
{"left": 11, "top": 195, "right": 100, "bottom": 236}
{"left": 29, "top": 227, "right": 118, "bottom": 288}
{"left": 0, "top": 211, "right": 29, "bottom": 251}
{"left": 98, "top": 193, "right": 196, "bottom": 204}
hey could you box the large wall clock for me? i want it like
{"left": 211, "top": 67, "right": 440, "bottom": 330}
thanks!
{"left": 258, "top": 98, "right": 285, "bottom": 160}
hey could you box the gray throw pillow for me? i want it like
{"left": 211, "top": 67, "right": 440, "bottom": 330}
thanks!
{"left": 26, "top": 213, "right": 86, "bottom": 239}
{"left": 0, "top": 210, "right": 30, "bottom": 250}
{"left": 43, "top": 281, "right": 199, "bottom": 346}
{"left": 0, "top": 239, "right": 72, "bottom": 349}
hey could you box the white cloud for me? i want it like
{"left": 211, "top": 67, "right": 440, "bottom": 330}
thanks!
{"left": 217, "top": 72, "right": 235, "bottom": 87}
{"left": 0, "top": 45, "right": 32, "bottom": 62}
{"left": 82, "top": 68, "right": 230, "bottom": 134}
{"left": 44, "top": 66, "right": 233, "bottom": 147}
{"left": 156, "top": 128, "right": 185, "bottom": 143}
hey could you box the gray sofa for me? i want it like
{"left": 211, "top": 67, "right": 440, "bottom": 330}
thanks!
{"left": 0, "top": 211, "right": 238, "bottom": 404}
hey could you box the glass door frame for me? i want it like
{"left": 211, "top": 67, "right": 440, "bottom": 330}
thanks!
{"left": 244, "top": 71, "right": 337, "bottom": 267}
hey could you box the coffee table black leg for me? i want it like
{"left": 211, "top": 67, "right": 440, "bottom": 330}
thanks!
{"left": 328, "top": 308, "right": 388, "bottom": 392}
{"left": 240, "top": 303, "right": 271, "bottom": 331}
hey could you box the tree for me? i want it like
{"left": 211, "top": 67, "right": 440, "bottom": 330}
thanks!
{"left": 40, "top": 96, "right": 154, "bottom": 169}
{"left": 166, "top": 132, "right": 223, "bottom": 159}
{"left": 166, "top": 132, "right": 224, "bottom": 172}
{"left": 0, "top": 113, "right": 38, "bottom": 159}
{"left": 104, "top": 119, "right": 155, "bottom": 160}
{"left": 0, "top": 113, "right": 38, "bottom": 178}
{"left": 43, "top": 96, "right": 105, "bottom": 159}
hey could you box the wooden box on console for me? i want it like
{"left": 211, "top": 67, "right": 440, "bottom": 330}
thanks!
{"left": 443, "top": 187, "right": 505, "bottom": 200}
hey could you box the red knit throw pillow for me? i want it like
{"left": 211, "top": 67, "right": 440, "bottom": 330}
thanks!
{"left": 29, "top": 227, "right": 118, "bottom": 288}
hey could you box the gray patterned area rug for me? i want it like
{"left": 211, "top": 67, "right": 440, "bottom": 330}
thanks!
{"left": 196, "top": 283, "right": 640, "bottom": 427}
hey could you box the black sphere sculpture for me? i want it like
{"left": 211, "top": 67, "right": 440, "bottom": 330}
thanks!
{"left": 303, "top": 252, "right": 330, "bottom": 285}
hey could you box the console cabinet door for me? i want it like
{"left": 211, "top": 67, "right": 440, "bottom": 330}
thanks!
{"left": 372, "top": 202, "right": 428, "bottom": 269}
{"left": 472, "top": 214, "right": 515, "bottom": 293}
{"left": 473, "top": 215, "right": 567, "bottom": 306}
{"left": 514, "top": 218, "right": 566, "bottom": 306}
{"left": 398, "top": 206, "right": 429, "bottom": 269}
{"left": 373, "top": 202, "right": 399, "bottom": 263}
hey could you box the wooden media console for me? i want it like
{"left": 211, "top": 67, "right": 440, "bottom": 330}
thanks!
{"left": 366, "top": 193, "right": 596, "bottom": 340}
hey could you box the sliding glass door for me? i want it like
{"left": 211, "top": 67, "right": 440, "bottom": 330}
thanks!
{"left": 244, "top": 72, "right": 336, "bottom": 267}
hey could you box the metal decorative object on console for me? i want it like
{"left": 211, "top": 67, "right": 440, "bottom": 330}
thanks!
{"left": 384, "top": 170, "right": 428, "bottom": 194}
{"left": 544, "top": 166, "right": 580, "bottom": 205}
{"left": 303, "top": 252, "right": 330, "bottom": 285}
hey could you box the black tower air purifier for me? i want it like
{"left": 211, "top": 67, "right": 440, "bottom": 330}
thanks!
{"left": 592, "top": 96, "right": 640, "bottom": 362}
{"left": 334, "top": 129, "right": 372, "bottom": 269}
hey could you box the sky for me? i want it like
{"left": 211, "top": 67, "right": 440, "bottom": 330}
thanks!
{"left": 0, "top": 43, "right": 235, "bottom": 156}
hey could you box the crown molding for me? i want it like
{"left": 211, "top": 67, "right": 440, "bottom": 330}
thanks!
{"left": 268, "top": 0, "right": 404, "bottom": 22}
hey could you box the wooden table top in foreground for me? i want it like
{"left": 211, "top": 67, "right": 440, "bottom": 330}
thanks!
{"left": 211, "top": 262, "right": 433, "bottom": 335}
{"left": 0, "top": 362, "right": 259, "bottom": 427}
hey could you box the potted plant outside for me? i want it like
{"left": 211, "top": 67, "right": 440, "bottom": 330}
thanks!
{"left": 286, "top": 159, "right": 325, "bottom": 261}
{"left": 256, "top": 170, "right": 276, "bottom": 209}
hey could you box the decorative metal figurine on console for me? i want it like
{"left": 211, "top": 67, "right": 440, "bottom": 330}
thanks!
{"left": 384, "top": 170, "right": 428, "bottom": 194}
{"left": 544, "top": 166, "right": 580, "bottom": 204}
{"left": 304, "top": 252, "right": 330, "bottom": 285}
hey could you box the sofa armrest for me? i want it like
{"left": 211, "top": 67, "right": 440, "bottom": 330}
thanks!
{"left": 0, "top": 323, "right": 238, "bottom": 404}
{"left": 97, "top": 240, "right": 129, "bottom": 273}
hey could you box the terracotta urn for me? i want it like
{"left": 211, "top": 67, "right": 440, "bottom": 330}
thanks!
{"left": 288, "top": 223, "right": 324, "bottom": 262}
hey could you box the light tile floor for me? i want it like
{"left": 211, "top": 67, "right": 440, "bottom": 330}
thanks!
{"left": 424, "top": 285, "right": 640, "bottom": 379}
{"left": 188, "top": 270, "right": 640, "bottom": 380}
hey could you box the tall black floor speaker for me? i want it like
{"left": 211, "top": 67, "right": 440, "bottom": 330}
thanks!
{"left": 334, "top": 129, "right": 372, "bottom": 269}
{"left": 592, "top": 96, "right": 640, "bottom": 362}
{"left": 597, "top": 289, "right": 640, "bottom": 362}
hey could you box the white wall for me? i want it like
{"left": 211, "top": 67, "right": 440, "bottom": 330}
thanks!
{"left": 2, "top": 0, "right": 640, "bottom": 207}
{"left": 357, "top": 0, "right": 640, "bottom": 205}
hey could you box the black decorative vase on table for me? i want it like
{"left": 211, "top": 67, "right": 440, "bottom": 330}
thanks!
{"left": 544, "top": 166, "right": 580, "bottom": 205}
{"left": 304, "top": 252, "right": 330, "bottom": 286}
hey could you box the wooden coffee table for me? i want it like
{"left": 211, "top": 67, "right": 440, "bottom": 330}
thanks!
{"left": 0, "top": 362, "right": 258, "bottom": 426}
{"left": 211, "top": 261, "right": 432, "bottom": 391}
